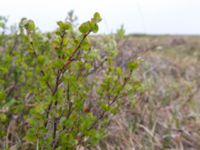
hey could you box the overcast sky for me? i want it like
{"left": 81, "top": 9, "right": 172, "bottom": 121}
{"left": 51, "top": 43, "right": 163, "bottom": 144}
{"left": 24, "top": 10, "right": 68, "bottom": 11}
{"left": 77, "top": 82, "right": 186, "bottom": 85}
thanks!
{"left": 0, "top": 0, "right": 200, "bottom": 34}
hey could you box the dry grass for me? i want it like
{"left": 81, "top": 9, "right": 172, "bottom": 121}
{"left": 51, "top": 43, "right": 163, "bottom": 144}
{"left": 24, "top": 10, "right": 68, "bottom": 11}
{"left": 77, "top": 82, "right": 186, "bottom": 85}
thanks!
{"left": 94, "top": 35, "right": 200, "bottom": 150}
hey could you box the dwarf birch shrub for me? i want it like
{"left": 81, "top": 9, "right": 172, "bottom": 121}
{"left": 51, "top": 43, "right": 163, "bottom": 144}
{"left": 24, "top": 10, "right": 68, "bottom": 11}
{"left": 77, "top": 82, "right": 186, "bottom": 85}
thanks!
{"left": 0, "top": 13, "right": 140, "bottom": 149}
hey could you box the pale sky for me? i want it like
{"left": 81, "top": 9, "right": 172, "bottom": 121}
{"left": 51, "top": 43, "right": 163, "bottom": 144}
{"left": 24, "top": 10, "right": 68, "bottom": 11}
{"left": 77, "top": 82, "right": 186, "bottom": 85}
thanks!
{"left": 0, "top": 0, "right": 200, "bottom": 34}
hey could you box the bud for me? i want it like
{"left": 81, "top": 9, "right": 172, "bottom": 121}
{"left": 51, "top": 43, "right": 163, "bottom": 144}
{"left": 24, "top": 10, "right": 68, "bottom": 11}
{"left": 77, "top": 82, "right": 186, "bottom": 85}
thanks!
{"left": 83, "top": 100, "right": 91, "bottom": 113}
{"left": 76, "top": 132, "right": 82, "bottom": 143}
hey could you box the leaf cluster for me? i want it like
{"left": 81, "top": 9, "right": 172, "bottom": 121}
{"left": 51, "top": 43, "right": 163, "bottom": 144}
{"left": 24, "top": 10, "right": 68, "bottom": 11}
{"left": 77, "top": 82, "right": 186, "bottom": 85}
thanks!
{"left": 0, "top": 13, "right": 140, "bottom": 149}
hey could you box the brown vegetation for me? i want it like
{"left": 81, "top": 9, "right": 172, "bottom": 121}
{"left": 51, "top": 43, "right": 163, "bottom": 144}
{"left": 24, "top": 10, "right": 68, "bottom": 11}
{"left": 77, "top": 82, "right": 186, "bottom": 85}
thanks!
{"left": 95, "top": 35, "right": 200, "bottom": 150}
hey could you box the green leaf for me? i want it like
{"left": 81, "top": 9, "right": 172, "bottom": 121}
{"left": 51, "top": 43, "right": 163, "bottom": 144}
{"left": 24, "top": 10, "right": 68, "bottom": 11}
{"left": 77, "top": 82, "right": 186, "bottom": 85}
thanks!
{"left": 64, "top": 22, "right": 72, "bottom": 30}
{"left": 81, "top": 39, "right": 91, "bottom": 50}
{"left": 100, "top": 104, "right": 110, "bottom": 112}
{"left": 23, "top": 19, "right": 35, "bottom": 31}
{"left": 53, "top": 59, "right": 65, "bottom": 68}
{"left": 93, "top": 12, "right": 102, "bottom": 23}
{"left": 90, "top": 22, "right": 99, "bottom": 33}
{"left": 79, "top": 21, "right": 91, "bottom": 34}
{"left": 127, "top": 61, "right": 139, "bottom": 70}
{"left": 85, "top": 63, "right": 92, "bottom": 70}
{"left": 57, "top": 21, "right": 72, "bottom": 30}
{"left": 37, "top": 55, "right": 45, "bottom": 65}
{"left": 27, "top": 20, "right": 35, "bottom": 31}
{"left": 57, "top": 21, "right": 64, "bottom": 28}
